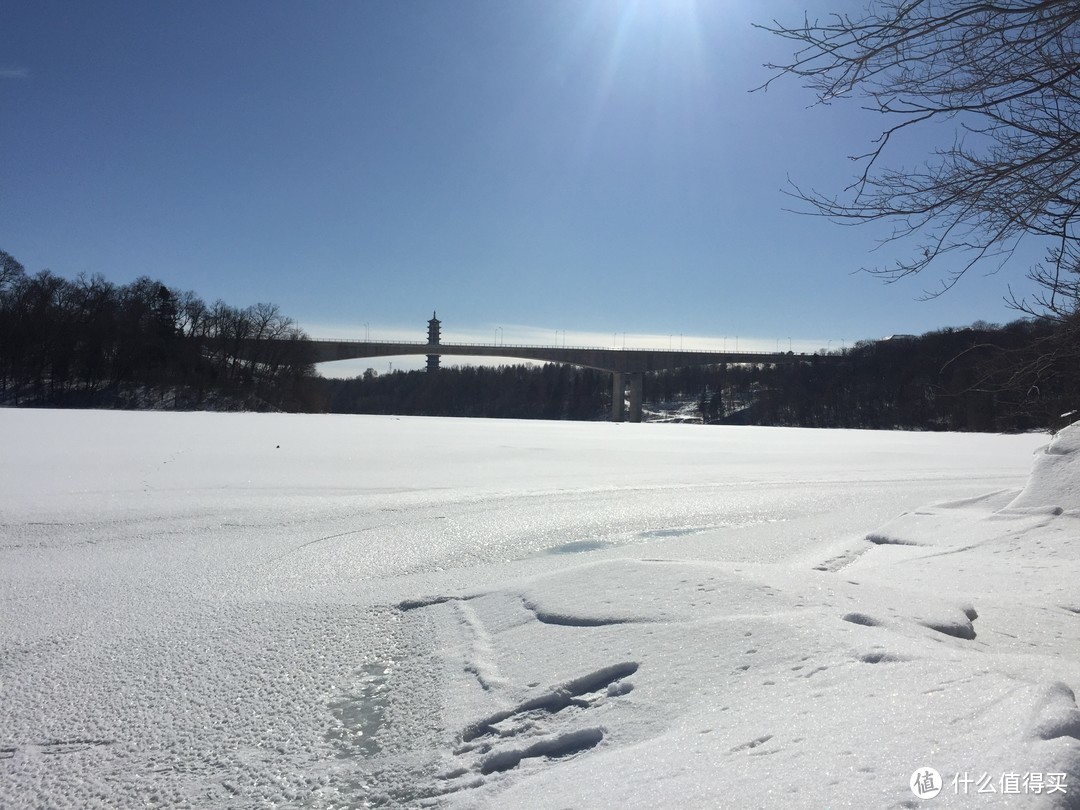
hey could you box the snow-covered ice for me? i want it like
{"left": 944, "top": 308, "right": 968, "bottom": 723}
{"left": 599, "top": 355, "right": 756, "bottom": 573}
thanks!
{"left": 1, "top": 410, "right": 1077, "bottom": 808}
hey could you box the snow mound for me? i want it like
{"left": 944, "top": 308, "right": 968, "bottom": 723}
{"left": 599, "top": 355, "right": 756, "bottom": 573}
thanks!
{"left": 1010, "top": 421, "right": 1080, "bottom": 511}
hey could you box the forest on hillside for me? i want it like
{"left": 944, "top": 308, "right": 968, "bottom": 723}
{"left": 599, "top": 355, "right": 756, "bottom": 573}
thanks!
{"left": 316, "top": 318, "right": 1072, "bottom": 433}
{"left": 0, "top": 251, "right": 317, "bottom": 411}
{"left": 3, "top": 249, "right": 1078, "bottom": 432}
{"left": 647, "top": 320, "right": 1072, "bottom": 433}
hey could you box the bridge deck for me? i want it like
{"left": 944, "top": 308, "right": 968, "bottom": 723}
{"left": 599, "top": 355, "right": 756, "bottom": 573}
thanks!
{"left": 303, "top": 338, "right": 822, "bottom": 373}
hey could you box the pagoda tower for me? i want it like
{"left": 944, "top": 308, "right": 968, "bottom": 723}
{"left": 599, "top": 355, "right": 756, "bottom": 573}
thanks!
{"left": 426, "top": 311, "right": 441, "bottom": 372}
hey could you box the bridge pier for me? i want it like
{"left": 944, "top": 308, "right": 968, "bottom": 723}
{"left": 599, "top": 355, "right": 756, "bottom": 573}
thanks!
{"left": 611, "top": 372, "right": 625, "bottom": 422}
{"left": 628, "top": 372, "right": 644, "bottom": 423}
{"left": 610, "top": 371, "right": 644, "bottom": 422}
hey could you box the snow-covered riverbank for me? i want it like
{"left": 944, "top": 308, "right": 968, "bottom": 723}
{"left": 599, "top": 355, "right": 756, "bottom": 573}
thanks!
{"left": 1, "top": 411, "right": 1074, "bottom": 808}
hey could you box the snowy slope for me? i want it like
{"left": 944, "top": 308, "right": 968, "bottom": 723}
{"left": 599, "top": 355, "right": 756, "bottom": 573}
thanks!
{"left": 0, "top": 410, "right": 1074, "bottom": 808}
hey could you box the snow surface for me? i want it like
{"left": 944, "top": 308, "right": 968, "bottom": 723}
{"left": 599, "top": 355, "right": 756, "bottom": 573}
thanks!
{"left": 1, "top": 410, "right": 1077, "bottom": 808}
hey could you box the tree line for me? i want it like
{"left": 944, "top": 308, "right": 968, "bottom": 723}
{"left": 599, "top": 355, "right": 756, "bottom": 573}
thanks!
{"left": 646, "top": 320, "right": 1074, "bottom": 433}
{"left": 0, "top": 250, "right": 317, "bottom": 411}
{"left": 3, "top": 247, "right": 1077, "bottom": 430}
{"left": 317, "top": 363, "right": 609, "bottom": 421}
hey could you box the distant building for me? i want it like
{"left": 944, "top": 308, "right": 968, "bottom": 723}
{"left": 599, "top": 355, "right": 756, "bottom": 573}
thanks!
{"left": 427, "top": 312, "right": 441, "bottom": 372}
{"left": 881, "top": 334, "right": 917, "bottom": 342}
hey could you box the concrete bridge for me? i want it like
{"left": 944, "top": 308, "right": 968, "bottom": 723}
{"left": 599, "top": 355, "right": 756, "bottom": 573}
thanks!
{"left": 302, "top": 337, "right": 822, "bottom": 422}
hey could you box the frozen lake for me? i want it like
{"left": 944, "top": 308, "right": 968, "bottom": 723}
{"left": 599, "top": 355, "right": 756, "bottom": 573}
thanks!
{"left": 2, "top": 411, "right": 1076, "bottom": 808}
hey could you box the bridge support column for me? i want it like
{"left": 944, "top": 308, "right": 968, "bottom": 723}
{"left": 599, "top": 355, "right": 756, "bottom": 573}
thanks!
{"left": 628, "top": 372, "right": 644, "bottom": 423}
{"left": 611, "top": 372, "right": 625, "bottom": 422}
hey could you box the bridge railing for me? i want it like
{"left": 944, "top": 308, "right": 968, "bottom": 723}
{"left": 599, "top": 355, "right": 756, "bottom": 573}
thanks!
{"left": 304, "top": 337, "right": 819, "bottom": 357}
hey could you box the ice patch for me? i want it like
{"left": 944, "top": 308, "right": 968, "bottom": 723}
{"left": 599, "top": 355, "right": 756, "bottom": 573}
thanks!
{"left": 545, "top": 540, "right": 613, "bottom": 555}
{"left": 327, "top": 662, "right": 393, "bottom": 757}
{"left": 638, "top": 526, "right": 707, "bottom": 539}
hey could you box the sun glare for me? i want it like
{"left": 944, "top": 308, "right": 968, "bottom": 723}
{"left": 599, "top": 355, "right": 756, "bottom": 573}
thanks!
{"left": 557, "top": 0, "right": 711, "bottom": 164}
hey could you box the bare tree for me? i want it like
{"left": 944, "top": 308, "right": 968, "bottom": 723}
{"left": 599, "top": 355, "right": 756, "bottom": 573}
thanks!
{"left": 758, "top": 1, "right": 1080, "bottom": 316}
{"left": 0, "top": 250, "right": 25, "bottom": 293}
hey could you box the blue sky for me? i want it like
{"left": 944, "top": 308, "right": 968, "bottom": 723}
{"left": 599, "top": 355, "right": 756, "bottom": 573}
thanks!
{"left": 0, "top": 0, "right": 1047, "bottom": 373}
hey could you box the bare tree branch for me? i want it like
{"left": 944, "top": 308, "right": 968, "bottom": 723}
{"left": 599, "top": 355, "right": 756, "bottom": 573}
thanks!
{"left": 757, "top": 1, "right": 1080, "bottom": 313}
